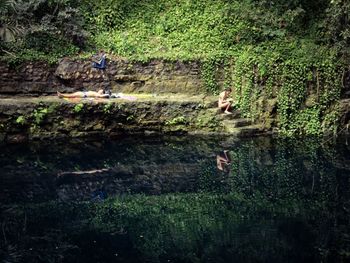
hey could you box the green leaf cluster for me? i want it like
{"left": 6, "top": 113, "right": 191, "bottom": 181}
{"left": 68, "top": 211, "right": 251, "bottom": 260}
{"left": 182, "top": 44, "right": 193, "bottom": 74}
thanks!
{"left": 226, "top": 42, "right": 342, "bottom": 136}
{"left": 1, "top": 0, "right": 86, "bottom": 62}
{"left": 73, "top": 103, "right": 84, "bottom": 113}
{"left": 32, "top": 107, "right": 49, "bottom": 125}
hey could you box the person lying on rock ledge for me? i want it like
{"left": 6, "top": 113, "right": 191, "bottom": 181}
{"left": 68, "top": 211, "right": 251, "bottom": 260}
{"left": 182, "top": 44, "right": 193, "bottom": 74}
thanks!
{"left": 218, "top": 87, "right": 234, "bottom": 114}
{"left": 57, "top": 89, "right": 116, "bottom": 99}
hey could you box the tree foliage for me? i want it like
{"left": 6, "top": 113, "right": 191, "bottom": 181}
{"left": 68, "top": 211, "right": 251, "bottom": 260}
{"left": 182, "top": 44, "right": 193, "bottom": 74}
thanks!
{"left": 323, "top": 0, "right": 350, "bottom": 58}
{"left": 0, "top": 0, "right": 348, "bottom": 61}
{"left": 0, "top": 0, "right": 25, "bottom": 43}
{"left": 0, "top": 0, "right": 87, "bottom": 57}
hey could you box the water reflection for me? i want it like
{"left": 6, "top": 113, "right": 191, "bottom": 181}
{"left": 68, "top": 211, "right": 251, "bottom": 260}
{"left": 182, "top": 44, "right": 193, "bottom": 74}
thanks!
{"left": 0, "top": 136, "right": 350, "bottom": 262}
{"left": 216, "top": 150, "right": 231, "bottom": 172}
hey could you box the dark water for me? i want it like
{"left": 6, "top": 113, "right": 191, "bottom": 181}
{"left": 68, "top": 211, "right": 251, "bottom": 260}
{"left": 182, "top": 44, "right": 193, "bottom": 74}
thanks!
{"left": 1, "top": 135, "right": 350, "bottom": 263}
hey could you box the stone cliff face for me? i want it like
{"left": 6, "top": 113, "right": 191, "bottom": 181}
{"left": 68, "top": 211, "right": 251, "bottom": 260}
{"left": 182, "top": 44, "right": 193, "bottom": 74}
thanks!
{"left": 55, "top": 58, "right": 204, "bottom": 94}
{"left": 0, "top": 58, "right": 349, "bottom": 141}
{"left": 0, "top": 61, "right": 59, "bottom": 95}
{"left": 0, "top": 58, "right": 271, "bottom": 142}
{"left": 0, "top": 95, "right": 228, "bottom": 143}
{"left": 0, "top": 58, "right": 204, "bottom": 96}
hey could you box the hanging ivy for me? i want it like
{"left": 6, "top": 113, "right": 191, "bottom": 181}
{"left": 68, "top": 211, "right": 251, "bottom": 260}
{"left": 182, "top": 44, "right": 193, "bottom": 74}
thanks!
{"left": 201, "top": 58, "right": 221, "bottom": 95}
{"left": 223, "top": 45, "right": 343, "bottom": 136}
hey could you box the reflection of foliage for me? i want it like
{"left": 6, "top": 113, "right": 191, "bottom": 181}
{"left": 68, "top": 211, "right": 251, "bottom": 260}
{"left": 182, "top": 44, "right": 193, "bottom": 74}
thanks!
{"left": 227, "top": 137, "right": 339, "bottom": 204}
{"left": 1, "top": 185, "right": 349, "bottom": 262}
{"left": 198, "top": 160, "right": 229, "bottom": 193}
{"left": 1, "top": 136, "right": 350, "bottom": 262}
{"left": 0, "top": 207, "right": 79, "bottom": 262}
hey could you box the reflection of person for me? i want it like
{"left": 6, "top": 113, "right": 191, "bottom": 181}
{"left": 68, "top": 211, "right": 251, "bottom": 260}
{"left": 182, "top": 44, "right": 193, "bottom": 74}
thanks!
{"left": 57, "top": 89, "right": 110, "bottom": 98}
{"left": 92, "top": 50, "right": 107, "bottom": 69}
{"left": 91, "top": 189, "right": 107, "bottom": 201}
{"left": 218, "top": 88, "right": 234, "bottom": 114}
{"left": 57, "top": 168, "right": 110, "bottom": 177}
{"left": 216, "top": 150, "right": 231, "bottom": 171}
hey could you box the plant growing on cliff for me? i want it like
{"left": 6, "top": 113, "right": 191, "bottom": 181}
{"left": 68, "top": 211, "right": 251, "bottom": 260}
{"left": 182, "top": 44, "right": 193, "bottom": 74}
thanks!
{"left": 323, "top": 0, "right": 350, "bottom": 58}
{"left": 15, "top": 115, "right": 26, "bottom": 125}
{"left": 103, "top": 102, "right": 114, "bottom": 114}
{"left": 165, "top": 116, "right": 188, "bottom": 126}
{"left": 126, "top": 114, "right": 135, "bottom": 121}
{"left": 31, "top": 104, "right": 58, "bottom": 127}
{"left": 229, "top": 42, "right": 342, "bottom": 136}
{"left": 73, "top": 103, "right": 84, "bottom": 113}
{"left": 201, "top": 58, "right": 221, "bottom": 94}
{"left": 32, "top": 107, "right": 49, "bottom": 125}
{"left": 322, "top": 106, "right": 341, "bottom": 135}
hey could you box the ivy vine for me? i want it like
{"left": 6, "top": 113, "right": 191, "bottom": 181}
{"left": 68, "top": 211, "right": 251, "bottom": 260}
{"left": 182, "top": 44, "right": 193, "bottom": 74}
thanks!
{"left": 212, "top": 46, "right": 343, "bottom": 136}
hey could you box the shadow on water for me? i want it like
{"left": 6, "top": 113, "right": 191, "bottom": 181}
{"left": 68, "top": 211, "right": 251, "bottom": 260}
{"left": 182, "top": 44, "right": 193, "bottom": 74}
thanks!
{"left": 0, "top": 135, "right": 350, "bottom": 262}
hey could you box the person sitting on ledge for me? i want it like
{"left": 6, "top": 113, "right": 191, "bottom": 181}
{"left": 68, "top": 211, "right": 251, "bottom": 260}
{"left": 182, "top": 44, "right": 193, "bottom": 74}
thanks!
{"left": 218, "top": 87, "right": 234, "bottom": 114}
{"left": 57, "top": 89, "right": 111, "bottom": 98}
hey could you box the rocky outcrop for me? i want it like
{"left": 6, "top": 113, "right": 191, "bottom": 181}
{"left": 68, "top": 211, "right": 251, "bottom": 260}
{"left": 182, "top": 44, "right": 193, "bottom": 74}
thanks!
{"left": 0, "top": 95, "right": 213, "bottom": 142}
{"left": 0, "top": 58, "right": 205, "bottom": 96}
{"left": 0, "top": 59, "right": 349, "bottom": 139}
{"left": 55, "top": 58, "right": 204, "bottom": 94}
{"left": 0, "top": 61, "right": 62, "bottom": 95}
{"left": 0, "top": 95, "right": 274, "bottom": 143}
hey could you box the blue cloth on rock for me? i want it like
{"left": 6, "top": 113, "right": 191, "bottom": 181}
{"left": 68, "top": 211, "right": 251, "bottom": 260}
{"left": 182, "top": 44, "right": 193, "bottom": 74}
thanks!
{"left": 92, "top": 55, "right": 106, "bottom": 69}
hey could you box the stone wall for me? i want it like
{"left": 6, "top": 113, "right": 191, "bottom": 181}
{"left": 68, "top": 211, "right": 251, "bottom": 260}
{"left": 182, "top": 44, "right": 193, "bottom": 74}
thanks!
{"left": 0, "top": 96, "right": 222, "bottom": 143}
{"left": 0, "top": 61, "right": 61, "bottom": 95}
{"left": 0, "top": 58, "right": 205, "bottom": 96}
{"left": 1, "top": 58, "right": 349, "bottom": 138}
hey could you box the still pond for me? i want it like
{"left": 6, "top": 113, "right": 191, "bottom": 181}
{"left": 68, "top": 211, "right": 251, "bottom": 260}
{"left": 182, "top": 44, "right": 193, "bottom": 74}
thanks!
{"left": 0, "top": 135, "right": 350, "bottom": 263}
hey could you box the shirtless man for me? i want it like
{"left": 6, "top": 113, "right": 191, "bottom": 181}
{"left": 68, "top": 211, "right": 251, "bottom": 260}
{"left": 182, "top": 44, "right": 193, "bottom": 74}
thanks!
{"left": 57, "top": 89, "right": 110, "bottom": 98}
{"left": 218, "top": 87, "right": 233, "bottom": 114}
{"left": 216, "top": 150, "right": 231, "bottom": 171}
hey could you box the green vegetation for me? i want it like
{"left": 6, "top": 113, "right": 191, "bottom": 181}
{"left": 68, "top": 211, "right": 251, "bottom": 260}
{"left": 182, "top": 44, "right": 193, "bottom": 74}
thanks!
{"left": 15, "top": 115, "right": 26, "bottom": 125}
{"left": 73, "top": 103, "right": 84, "bottom": 113}
{"left": 103, "top": 102, "right": 114, "bottom": 114}
{"left": 0, "top": 0, "right": 85, "bottom": 65}
{"left": 126, "top": 114, "right": 135, "bottom": 121}
{"left": 165, "top": 116, "right": 187, "bottom": 126}
{"left": 0, "top": 135, "right": 349, "bottom": 261}
{"left": 0, "top": 0, "right": 349, "bottom": 135}
{"left": 1, "top": 0, "right": 348, "bottom": 62}
{"left": 30, "top": 104, "right": 57, "bottom": 129}
{"left": 32, "top": 107, "right": 49, "bottom": 125}
{"left": 79, "top": 0, "right": 349, "bottom": 61}
{"left": 230, "top": 45, "right": 342, "bottom": 136}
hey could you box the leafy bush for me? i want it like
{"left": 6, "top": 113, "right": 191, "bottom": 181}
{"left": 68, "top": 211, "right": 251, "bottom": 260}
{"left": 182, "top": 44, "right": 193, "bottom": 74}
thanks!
{"left": 1, "top": 0, "right": 87, "bottom": 62}
{"left": 1, "top": 0, "right": 348, "bottom": 62}
{"left": 0, "top": 0, "right": 347, "bottom": 136}
{"left": 80, "top": 0, "right": 336, "bottom": 61}
{"left": 323, "top": 0, "right": 350, "bottom": 58}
